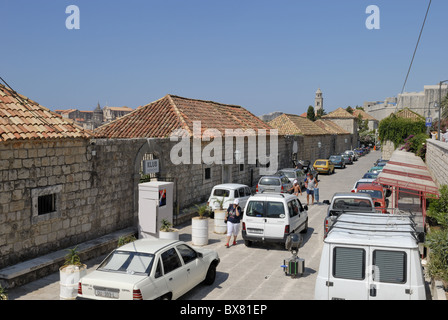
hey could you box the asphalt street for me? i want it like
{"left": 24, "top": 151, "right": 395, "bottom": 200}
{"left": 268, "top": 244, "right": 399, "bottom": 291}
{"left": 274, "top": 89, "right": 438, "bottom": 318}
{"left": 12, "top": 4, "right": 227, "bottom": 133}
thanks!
{"left": 7, "top": 150, "right": 381, "bottom": 300}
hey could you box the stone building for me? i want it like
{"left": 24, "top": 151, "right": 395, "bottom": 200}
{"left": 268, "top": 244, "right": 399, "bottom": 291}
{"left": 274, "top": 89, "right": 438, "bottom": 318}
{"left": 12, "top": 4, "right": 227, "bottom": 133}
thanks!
{"left": 93, "top": 94, "right": 276, "bottom": 210}
{"left": 321, "top": 107, "right": 358, "bottom": 149}
{"left": 365, "top": 84, "right": 448, "bottom": 121}
{"left": 315, "top": 88, "right": 323, "bottom": 112}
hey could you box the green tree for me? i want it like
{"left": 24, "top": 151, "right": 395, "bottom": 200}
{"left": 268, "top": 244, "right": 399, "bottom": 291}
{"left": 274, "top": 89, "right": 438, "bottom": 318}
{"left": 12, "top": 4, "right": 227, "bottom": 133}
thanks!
{"left": 346, "top": 106, "right": 354, "bottom": 114}
{"left": 307, "top": 105, "right": 315, "bottom": 121}
{"left": 378, "top": 114, "right": 426, "bottom": 148}
{"left": 316, "top": 108, "right": 326, "bottom": 119}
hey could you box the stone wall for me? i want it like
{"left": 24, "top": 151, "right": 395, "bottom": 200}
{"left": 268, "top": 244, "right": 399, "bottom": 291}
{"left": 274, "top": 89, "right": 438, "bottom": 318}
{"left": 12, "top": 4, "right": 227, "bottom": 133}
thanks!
{"left": 426, "top": 138, "right": 448, "bottom": 187}
{"left": 0, "top": 138, "right": 143, "bottom": 269}
{"left": 0, "top": 133, "right": 356, "bottom": 269}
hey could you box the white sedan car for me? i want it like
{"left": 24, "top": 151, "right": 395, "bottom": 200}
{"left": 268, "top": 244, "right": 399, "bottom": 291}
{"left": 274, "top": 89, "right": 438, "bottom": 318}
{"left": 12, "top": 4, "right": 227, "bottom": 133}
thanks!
{"left": 77, "top": 239, "right": 220, "bottom": 300}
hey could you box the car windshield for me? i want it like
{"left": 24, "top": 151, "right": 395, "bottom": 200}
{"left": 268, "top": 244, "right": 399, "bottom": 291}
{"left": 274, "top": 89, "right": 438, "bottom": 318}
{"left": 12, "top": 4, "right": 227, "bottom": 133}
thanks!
{"left": 363, "top": 173, "right": 378, "bottom": 179}
{"left": 315, "top": 161, "right": 327, "bottom": 166}
{"left": 98, "top": 251, "right": 154, "bottom": 275}
{"left": 333, "top": 199, "right": 373, "bottom": 212}
{"left": 213, "top": 189, "right": 230, "bottom": 197}
{"left": 260, "top": 178, "right": 280, "bottom": 186}
{"left": 329, "top": 156, "right": 340, "bottom": 161}
{"left": 358, "top": 189, "right": 383, "bottom": 199}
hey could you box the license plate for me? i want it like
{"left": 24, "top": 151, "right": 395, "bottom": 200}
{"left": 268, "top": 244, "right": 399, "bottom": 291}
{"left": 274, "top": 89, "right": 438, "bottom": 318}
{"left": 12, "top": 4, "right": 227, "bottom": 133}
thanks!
{"left": 94, "top": 287, "right": 119, "bottom": 299}
{"left": 248, "top": 228, "right": 263, "bottom": 234}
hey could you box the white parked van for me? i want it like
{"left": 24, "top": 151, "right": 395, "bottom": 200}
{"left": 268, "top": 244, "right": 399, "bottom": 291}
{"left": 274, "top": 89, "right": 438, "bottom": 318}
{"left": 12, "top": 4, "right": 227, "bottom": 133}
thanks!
{"left": 207, "top": 183, "right": 252, "bottom": 214}
{"left": 314, "top": 213, "right": 426, "bottom": 300}
{"left": 242, "top": 193, "right": 308, "bottom": 247}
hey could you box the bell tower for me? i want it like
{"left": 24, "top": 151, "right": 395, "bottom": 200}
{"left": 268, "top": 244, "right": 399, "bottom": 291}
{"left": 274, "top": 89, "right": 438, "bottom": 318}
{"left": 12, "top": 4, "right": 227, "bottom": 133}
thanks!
{"left": 315, "top": 88, "right": 323, "bottom": 112}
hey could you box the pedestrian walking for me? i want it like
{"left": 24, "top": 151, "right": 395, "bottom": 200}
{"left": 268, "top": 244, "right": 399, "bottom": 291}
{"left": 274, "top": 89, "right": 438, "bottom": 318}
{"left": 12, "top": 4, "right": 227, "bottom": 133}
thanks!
{"left": 289, "top": 179, "right": 302, "bottom": 197}
{"left": 225, "top": 199, "right": 242, "bottom": 248}
{"left": 306, "top": 173, "right": 318, "bottom": 205}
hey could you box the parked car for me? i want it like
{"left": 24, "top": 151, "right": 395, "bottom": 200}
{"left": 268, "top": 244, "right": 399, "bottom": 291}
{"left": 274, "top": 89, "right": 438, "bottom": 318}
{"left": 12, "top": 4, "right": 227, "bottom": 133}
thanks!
{"left": 322, "top": 192, "right": 376, "bottom": 238}
{"left": 351, "top": 178, "right": 375, "bottom": 193}
{"left": 341, "top": 153, "right": 353, "bottom": 165}
{"left": 207, "top": 183, "right": 252, "bottom": 214}
{"left": 313, "top": 159, "right": 335, "bottom": 175}
{"left": 256, "top": 174, "right": 293, "bottom": 194}
{"left": 368, "top": 166, "right": 384, "bottom": 174}
{"left": 356, "top": 183, "right": 390, "bottom": 213}
{"left": 276, "top": 168, "right": 306, "bottom": 189}
{"left": 295, "top": 160, "right": 319, "bottom": 179}
{"left": 362, "top": 172, "right": 379, "bottom": 180}
{"left": 329, "top": 155, "right": 346, "bottom": 169}
{"left": 77, "top": 239, "right": 220, "bottom": 300}
{"left": 242, "top": 193, "right": 308, "bottom": 246}
{"left": 374, "top": 159, "right": 389, "bottom": 166}
{"left": 315, "top": 213, "right": 426, "bottom": 300}
{"left": 344, "top": 150, "right": 358, "bottom": 161}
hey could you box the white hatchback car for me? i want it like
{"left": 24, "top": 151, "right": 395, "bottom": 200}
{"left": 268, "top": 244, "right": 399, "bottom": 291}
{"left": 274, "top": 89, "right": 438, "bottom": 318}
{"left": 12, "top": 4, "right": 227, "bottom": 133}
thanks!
{"left": 242, "top": 193, "right": 308, "bottom": 247}
{"left": 77, "top": 239, "right": 220, "bottom": 300}
{"left": 207, "top": 183, "right": 252, "bottom": 213}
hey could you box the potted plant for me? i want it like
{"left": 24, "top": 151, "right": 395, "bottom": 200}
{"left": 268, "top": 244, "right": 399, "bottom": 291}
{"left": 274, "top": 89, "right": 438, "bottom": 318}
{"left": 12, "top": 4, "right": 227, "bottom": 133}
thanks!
{"left": 213, "top": 197, "right": 227, "bottom": 234}
{"left": 0, "top": 285, "right": 7, "bottom": 300}
{"left": 59, "top": 246, "right": 87, "bottom": 300}
{"left": 159, "top": 219, "right": 179, "bottom": 240}
{"left": 192, "top": 204, "right": 210, "bottom": 246}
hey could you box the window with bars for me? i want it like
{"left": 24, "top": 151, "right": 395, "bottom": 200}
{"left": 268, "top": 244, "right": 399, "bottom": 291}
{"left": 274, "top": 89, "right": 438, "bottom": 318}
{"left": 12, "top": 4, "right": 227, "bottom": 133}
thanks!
{"left": 373, "top": 250, "right": 407, "bottom": 284}
{"left": 38, "top": 194, "right": 56, "bottom": 215}
{"left": 333, "top": 247, "right": 366, "bottom": 280}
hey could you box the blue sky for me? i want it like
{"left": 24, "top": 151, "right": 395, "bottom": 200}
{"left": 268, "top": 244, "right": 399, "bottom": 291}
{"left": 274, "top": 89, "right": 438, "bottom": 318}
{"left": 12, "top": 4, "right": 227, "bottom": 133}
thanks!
{"left": 1, "top": 0, "right": 447, "bottom": 116}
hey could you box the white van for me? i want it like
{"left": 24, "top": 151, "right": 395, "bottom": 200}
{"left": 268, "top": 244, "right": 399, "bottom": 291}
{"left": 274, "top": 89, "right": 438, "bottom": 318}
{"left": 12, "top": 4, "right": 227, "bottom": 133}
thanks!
{"left": 242, "top": 193, "right": 308, "bottom": 247}
{"left": 314, "top": 213, "right": 426, "bottom": 300}
{"left": 207, "top": 183, "right": 252, "bottom": 214}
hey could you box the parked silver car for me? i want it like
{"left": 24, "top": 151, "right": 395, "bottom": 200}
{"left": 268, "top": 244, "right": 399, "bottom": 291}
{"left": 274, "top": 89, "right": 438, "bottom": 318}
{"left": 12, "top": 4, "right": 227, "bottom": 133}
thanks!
{"left": 276, "top": 168, "right": 306, "bottom": 189}
{"left": 256, "top": 174, "right": 293, "bottom": 194}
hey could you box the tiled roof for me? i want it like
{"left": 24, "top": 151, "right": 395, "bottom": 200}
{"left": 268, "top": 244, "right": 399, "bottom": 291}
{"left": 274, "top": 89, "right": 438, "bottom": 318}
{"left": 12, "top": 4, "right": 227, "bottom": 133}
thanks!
{"left": 0, "top": 84, "right": 92, "bottom": 142}
{"left": 314, "top": 119, "right": 350, "bottom": 134}
{"left": 94, "top": 94, "right": 273, "bottom": 139}
{"left": 322, "top": 107, "right": 357, "bottom": 119}
{"left": 268, "top": 113, "right": 328, "bottom": 136}
{"left": 352, "top": 109, "right": 378, "bottom": 121}
{"left": 394, "top": 108, "right": 425, "bottom": 120}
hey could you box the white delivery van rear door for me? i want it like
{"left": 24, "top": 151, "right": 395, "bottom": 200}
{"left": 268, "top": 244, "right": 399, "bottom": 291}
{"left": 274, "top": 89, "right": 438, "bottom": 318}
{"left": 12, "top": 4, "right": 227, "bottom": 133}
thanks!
{"left": 328, "top": 244, "right": 369, "bottom": 300}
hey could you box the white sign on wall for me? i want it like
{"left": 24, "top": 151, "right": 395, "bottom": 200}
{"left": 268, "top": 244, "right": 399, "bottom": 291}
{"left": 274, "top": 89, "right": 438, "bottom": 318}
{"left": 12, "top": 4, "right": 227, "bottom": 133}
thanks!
{"left": 143, "top": 159, "right": 159, "bottom": 174}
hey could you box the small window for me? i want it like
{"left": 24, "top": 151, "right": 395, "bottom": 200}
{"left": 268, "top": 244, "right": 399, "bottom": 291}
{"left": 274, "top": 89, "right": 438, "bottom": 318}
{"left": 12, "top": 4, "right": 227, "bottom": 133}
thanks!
{"left": 239, "top": 164, "right": 244, "bottom": 171}
{"left": 373, "top": 250, "right": 406, "bottom": 284}
{"left": 38, "top": 194, "right": 56, "bottom": 215}
{"left": 333, "top": 247, "right": 365, "bottom": 280}
{"left": 161, "top": 248, "right": 182, "bottom": 274}
{"left": 234, "top": 190, "right": 239, "bottom": 198}
{"left": 238, "top": 188, "right": 245, "bottom": 198}
{"left": 204, "top": 168, "right": 211, "bottom": 180}
{"left": 176, "top": 244, "right": 198, "bottom": 265}
{"left": 290, "top": 199, "right": 300, "bottom": 217}
{"left": 266, "top": 201, "right": 285, "bottom": 218}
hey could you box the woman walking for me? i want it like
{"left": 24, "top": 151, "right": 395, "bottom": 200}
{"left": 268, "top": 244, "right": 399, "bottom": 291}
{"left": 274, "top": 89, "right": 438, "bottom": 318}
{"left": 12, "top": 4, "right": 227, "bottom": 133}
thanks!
{"left": 225, "top": 199, "right": 242, "bottom": 248}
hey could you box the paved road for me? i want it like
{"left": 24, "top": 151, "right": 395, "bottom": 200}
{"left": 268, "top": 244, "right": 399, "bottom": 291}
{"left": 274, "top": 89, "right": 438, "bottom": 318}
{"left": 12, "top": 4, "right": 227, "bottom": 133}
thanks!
{"left": 7, "top": 150, "right": 380, "bottom": 300}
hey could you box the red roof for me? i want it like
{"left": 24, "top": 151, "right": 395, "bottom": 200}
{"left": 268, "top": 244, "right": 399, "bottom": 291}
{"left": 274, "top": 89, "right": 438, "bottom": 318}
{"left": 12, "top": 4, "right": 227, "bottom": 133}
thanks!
{"left": 94, "top": 94, "right": 273, "bottom": 138}
{"left": 0, "top": 84, "right": 92, "bottom": 142}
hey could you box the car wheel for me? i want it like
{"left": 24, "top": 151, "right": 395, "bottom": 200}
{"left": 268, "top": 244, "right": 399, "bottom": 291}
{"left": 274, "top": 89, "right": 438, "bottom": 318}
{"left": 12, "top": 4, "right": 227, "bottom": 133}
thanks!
{"left": 203, "top": 263, "right": 217, "bottom": 285}
{"left": 244, "top": 240, "right": 252, "bottom": 247}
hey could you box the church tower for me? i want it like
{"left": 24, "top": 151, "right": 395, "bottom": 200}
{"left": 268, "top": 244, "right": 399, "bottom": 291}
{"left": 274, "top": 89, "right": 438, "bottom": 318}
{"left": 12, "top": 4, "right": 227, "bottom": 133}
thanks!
{"left": 315, "top": 88, "right": 323, "bottom": 112}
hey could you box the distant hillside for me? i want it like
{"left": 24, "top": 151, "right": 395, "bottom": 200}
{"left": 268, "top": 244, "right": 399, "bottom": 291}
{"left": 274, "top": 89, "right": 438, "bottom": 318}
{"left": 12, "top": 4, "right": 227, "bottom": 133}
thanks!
{"left": 259, "top": 111, "right": 284, "bottom": 122}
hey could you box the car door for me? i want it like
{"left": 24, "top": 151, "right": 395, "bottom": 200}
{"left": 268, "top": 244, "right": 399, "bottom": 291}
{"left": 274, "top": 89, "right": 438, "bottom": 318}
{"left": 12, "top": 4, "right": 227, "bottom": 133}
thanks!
{"left": 238, "top": 187, "right": 249, "bottom": 208}
{"left": 161, "top": 247, "right": 190, "bottom": 299}
{"left": 175, "top": 244, "right": 206, "bottom": 289}
{"left": 368, "top": 247, "right": 411, "bottom": 300}
{"left": 244, "top": 200, "right": 267, "bottom": 238}
{"left": 328, "top": 245, "right": 369, "bottom": 300}
{"left": 264, "top": 201, "right": 287, "bottom": 240}
{"left": 289, "top": 199, "right": 304, "bottom": 232}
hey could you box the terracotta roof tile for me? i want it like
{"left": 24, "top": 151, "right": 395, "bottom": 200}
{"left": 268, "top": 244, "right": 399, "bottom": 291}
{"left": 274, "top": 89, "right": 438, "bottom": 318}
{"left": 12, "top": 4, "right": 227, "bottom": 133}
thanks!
{"left": 352, "top": 109, "right": 378, "bottom": 121}
{"left": 322, "top": 107, "right": 357, "bottom": 119}
{"left": 314, "top": 119, "right": 350, "bottom": 134}
{"left": 268, "top": 113, "right": 328, "bottom": 136}
{"left": 94, "top": 94, "right": 273, "bottom": 139}
{"left": 0, "top": 84, "right": 92, "bottom": 142}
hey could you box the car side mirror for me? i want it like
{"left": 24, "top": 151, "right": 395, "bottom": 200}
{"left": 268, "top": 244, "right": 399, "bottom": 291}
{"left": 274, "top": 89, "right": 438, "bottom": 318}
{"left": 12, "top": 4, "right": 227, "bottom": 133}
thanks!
{"left": 303, "top": 205, "right": 308, "bottom": 211}
{"left": 386, "top": 189, "right": 392, "bottom": 197}
{"left": 323, "top": 200, "right": 330, "bottom": 205}
{"left": 197, "top": 252, "right": 203, "bottom": 258}
{"left": 374, "top": 202, "right": 381, "bottom": 207}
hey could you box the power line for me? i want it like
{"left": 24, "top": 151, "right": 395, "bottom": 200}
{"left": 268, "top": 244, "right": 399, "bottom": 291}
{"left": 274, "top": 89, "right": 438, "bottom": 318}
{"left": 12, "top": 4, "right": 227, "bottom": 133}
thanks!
{"left": 400, "top": 0, "right": 432, "bottom": 95}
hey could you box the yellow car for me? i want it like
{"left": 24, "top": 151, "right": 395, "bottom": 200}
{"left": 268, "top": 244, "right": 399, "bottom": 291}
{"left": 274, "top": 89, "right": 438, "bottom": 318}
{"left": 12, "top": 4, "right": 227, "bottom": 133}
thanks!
{"left": 313, "top": 159, "right": 335, "bottom": 175}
